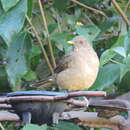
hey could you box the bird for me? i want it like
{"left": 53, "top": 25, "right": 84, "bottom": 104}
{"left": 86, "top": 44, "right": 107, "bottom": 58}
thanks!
{"left": 32, "top": 35, "right": 99, "bottom": 91}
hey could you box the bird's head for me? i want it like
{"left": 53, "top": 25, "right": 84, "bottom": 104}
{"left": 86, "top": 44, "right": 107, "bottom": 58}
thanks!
{"left": 68, "top": 35, "right": 90, "bottom": 49}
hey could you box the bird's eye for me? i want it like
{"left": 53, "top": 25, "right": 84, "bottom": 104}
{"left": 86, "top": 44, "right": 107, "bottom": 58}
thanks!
{"left": 79, "top": 40, "right": 83, "bottom": 44}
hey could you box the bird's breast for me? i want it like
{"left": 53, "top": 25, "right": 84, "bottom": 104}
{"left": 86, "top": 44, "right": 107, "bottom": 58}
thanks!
{"left": 56, "top": 48, "right": 99, "bottom": 91}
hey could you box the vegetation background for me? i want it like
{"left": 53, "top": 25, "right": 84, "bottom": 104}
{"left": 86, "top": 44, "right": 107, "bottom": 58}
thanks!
{"left": 0, "top": 0, "right": 130, "bottom": 129}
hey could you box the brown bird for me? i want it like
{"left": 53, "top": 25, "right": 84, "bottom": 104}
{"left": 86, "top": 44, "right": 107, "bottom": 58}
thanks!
{"left": 32, "top": 35, "right": 99, "bottom": 91}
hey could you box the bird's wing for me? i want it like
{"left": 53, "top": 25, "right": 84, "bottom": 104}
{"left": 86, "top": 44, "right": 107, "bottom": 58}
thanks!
{"left": 54, "top": 53, "right": 73, "bottom": 73}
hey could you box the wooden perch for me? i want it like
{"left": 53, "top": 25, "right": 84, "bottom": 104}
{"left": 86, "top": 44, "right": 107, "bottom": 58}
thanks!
{"left": 60, "top": 111, "right": 130, "bottom": 130}
{"left": 0, "top": 91, "right": 106, "bottom": 104}
{"left": 89, "top": 99, "right": 130, "bottom": 119}
{"left": 0, "top": 104, "right": 12, "bottom": 110}
{"left": 0, "top": 111, "right": 20, "bottom": 122}
{"left": 0, "top": 92, "right": 130, "bottom": 130}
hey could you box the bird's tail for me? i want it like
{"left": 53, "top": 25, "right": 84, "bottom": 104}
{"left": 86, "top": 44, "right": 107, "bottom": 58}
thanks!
{"left": 31, "top": 75, "right": 56, "bottom": 87}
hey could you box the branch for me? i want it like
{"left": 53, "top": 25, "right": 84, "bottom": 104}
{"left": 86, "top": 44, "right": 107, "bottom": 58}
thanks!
{"left": 90, "top": 99, "right": 130, "bottom": 120}
{"left": 0, "top": 111, "right": 20, "bottom": 122}
{"left": 0, "top": 104, "right": 12, "bottom": 110}
{"left": 0, "top": 91, "right": 106, "bottom": 104}
{"left": 38, "top": 0, "right": 56, "bottom": 68}
{"left": 111, "top": 0, "right": 130, "bottom": 26}
{"left": 71, "top": 0, "right": 107, "bottom": 18}
{"left": 68, "top": 91, "right": 106, "bottom": 97}
{"left": 61, "top": 111, "right": 130, "bottom": 130}
{"left": 60, "top": 111, "right": 126, "bottom": 130}
{"left": 26, "top": 15, "right": 54, "bottom": 74}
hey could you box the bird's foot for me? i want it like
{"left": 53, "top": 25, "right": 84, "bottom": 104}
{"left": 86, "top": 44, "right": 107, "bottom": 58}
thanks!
{"left": 22, "top": 112, "right": 32, "bottom": 124}
{"left": 53, "top": 112, "right": 60, "bottom": 124}
{"left": 83, "top": 97, "right": 89, "bottom": 107}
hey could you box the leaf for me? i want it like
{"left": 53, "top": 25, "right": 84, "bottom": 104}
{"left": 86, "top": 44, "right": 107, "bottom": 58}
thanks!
{"left": 120, "top": 56, "right": 130, "bottom": 81}
{"left": 23, "top": 70, "right": 37, "bottom": 81}
{"left": 0, "top": 2, "right": 4, "bottom": 16}
{"left": 5, "top": 32, "right": 32, "bottom": 90}
{"left": 52, "top": 33, "right": 73, "bottom": 53}
{"left": 0, "top": 67, "right": 11, "bottom": 92}
{"left": 1, "top": 0, "right": 19, "bottom": 12}
{"left": 91, "top": 64, "right": 120, "bottom": 90}
{"left": 0, "top": 0, "right": 27, "bottom": 46}
{"left": 99, "top": 17, "right": 118, "bottom": 32}
{"left": 79, "top": 0, "right": 102, "bottom": 6}
{"left": 112, "top": 47, "right": 126, "bottom": 57}
{"left": 22, "top": 124, "right": 47, "bottom": 130}
{"left": 30, "top": 45, "right": 41, "bottom": 58}
{"left": 74, "top": 8, "right": 82, "bottom": 21}
{"left": 100, "top": 49, "right": 116, "bottom": 66}
{"left": 113, "top": 35, "right": 125, "bottom": 47}
{"left": 75, "top": 25, "right": 100, "bottom": 41}
{"left": 27, "top": 0, "right": 33, "bottom": 17}
{"left": 124, "top": 27, "right": 130, "bottom": 56}
{"left": 53, "top": 0, "right": 69, "bottom": 12}
{"left": 55, "top": 121, "right": 82, "bottom": 130}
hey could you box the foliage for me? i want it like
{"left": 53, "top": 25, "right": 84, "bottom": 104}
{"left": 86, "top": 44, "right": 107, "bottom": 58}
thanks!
{"left": 0, "top": 0, "right": 130, "bottom": 129}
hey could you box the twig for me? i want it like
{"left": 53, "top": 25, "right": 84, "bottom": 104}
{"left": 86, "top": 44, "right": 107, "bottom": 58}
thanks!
{"left": 63, "top": 98, "right": 88, "bottom": 107}
{"left": 90, "top": 99, "right": 130, "bottom": 120}
{"left": 109, "top": 59, "right": 122, "bottom": 64}
{"left": 0, "top": 91, "right": 106, "bottom": 104}
{"left": 38, "top": 0, "right": 56, "bottom": 68}
{"left": 26, "top": 15, "right": 54, "bottom": 74}
{"left": 68, "top": 91, "right": 106, "bottom": 97}
{"left": 71, "top": 0, "right": 107, "bottom": 18}
{"left": 124, "top": 0, "right": 130, "bottom": 13}
{"left": 0, "top": 104, "right": 12, "bottom": 110}
{"left": 111, "top": 0, "right": 130, "bottom": 26}
{"left": 60, "top": 111, "right": 124, "bottom": 130}
{"left": 0, "top": 111, "right": 20, "bottom": 122}
{"left": 51, "top": 8, "right": 62, "bottom": 32}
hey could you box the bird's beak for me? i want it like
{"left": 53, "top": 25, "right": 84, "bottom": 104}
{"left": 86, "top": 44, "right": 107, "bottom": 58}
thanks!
{"left": 67, "top": 40, "right": 75, "bottom": 45}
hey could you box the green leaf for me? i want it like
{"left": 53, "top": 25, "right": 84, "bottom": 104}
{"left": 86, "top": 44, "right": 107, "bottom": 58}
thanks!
{"left": 53, "top": 0, "right": 69, "bottom": 12}
{"left": 99, "top": 17, "right": 118, "bottom": 32}
{"left": 0, "top": 0, "right": 27, "bottom": 46}
{"left": 5, "top": 32, "right": 32, "bottom": 90}
{"left": 22, "top": 124, "right": 47, "bottom": 130}
{"left": 27, "top": 0, "right": 33, "bottom": 17}
{"left": 30, "top": 45, "right": 41, "bottom": 58}
{"left": 79, "top": 0, "right": 102, "bottom": 6}
{"left": 0, "top": 67, "right": 11, "bottom": 92}
{"left": 55, "top": 121, "right": 82, "bottom": 130}
{"left": 120, "top": 56, "right": 130, "bottom": 81}
{"left": 100, "top": 49, "right": 116, "bottom": 66}
{"left": 112, "top": 47, "right": 126, "bottom": 57}
{"left": 75, "top": 25, "right": 100, "bottom": 41}
{"left": 91, "top": 64, "right": 120, "bottom": 90}
{"left": 0, "top": 2, "right": 4, "bottom": 16}
{"left": 124, "top": 27, "right": 130, "bottom": 56}
{"left": 23, "top": 70, "right": 37, "bottom": 81}
{"left": 1, "top": 0, "right": 19, "bottom": 12}
{"left": 74, "top": 8, "right": 82, "bottom": 21}
{"left": 52, "top": 33, "right": 73, "bottom": 53}
{"left": 113, "top": 35, "right": 125, "bottom": 47}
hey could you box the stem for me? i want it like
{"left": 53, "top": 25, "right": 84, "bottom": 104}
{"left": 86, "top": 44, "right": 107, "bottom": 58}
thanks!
{"left": 0, "top": 123, "right": 5, "bottom": 130}
{"left": 111, "top": 0, "right": 130, "bottom": 26}
{"left": 26, "top": 15, "right": 54, "bottom": 74}
{"left": 109, "top": 59, "right": 122, "bottom": 64}
{"left": 52, "top": 8, "right": 62, "bottom": 33}
{"left": 71, "top": 0, "right": 107, "bottom": 18}
{"left": 124, "top": 0, "right": 130, "bottom": 13}
{"left": 38, "top": 0, "right": 56, "bottom": 68}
